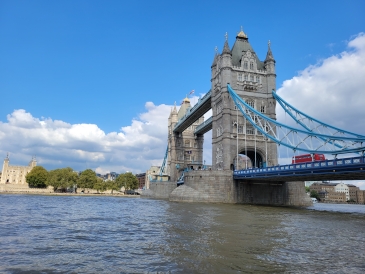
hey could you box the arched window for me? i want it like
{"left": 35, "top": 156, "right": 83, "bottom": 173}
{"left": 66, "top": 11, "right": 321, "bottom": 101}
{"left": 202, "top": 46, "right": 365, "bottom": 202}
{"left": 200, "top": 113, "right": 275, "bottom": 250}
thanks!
{"left": 216, "top": 102, "right": 223, "bottom": 114}
{"left": 250, "top": 62, "right": 254, "bottom": 70}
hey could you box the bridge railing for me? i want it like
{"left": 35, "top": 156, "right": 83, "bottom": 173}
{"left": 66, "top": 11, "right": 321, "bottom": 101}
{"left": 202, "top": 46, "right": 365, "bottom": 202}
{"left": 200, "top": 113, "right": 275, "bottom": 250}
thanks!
{"left": 233, "top": 156, "right": 365, "bottom": 178}
{"left": 174, "top": 90, "right": 211, "bottom": 131}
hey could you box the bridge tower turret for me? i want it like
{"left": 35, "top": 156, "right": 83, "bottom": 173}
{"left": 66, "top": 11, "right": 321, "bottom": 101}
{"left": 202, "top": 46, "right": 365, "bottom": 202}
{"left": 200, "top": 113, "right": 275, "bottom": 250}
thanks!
{"left": 211, "top": 28, "right": 278, "bottom": 170}
{"left": 167, "top": 103, "right": 179, "bottom": 182}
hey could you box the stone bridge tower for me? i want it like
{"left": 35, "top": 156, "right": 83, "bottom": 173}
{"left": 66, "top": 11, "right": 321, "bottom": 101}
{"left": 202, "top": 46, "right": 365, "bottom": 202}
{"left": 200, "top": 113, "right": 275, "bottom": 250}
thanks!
{"left": 167, "top": 99, "right": 204, "bottom": 182}
{"left": 211, "top": 29, "right": 278, "bottom": 170}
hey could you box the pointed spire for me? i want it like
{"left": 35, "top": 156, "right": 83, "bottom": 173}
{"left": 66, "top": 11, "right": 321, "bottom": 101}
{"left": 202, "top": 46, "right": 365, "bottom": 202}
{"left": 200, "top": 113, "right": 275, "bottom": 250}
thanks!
{"left": 236, "top": 26, "right": 248, "bottom": 39}
{"left": 265, "top": 40, "right": 275, "bottom": 62}
{"left": 222, "top": 33, "right": 231, "bottom": 55}
{"left": 172, "top": 101, "right": 177, "bottom": 114}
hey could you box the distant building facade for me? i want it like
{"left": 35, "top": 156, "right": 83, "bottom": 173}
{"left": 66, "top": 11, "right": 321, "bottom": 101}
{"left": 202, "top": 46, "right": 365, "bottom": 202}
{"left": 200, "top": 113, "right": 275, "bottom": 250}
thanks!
{"left": 310, "top": 181, "right": 365, "bottom": 204}
{"left": 135, "top": 173, "right": 146, "bottom": 189}
{"left": 0, "top": 154, "right": 37, "bottom": 185}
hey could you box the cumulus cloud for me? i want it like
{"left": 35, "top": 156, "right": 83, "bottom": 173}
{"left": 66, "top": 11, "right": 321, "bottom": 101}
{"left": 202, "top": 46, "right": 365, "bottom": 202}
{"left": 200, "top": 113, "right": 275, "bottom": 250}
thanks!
{"left": 0, "top": 103, "right": 172, "bottom": 174}
{"left": 277, "top": 32, "right": 365, "bottom": 133}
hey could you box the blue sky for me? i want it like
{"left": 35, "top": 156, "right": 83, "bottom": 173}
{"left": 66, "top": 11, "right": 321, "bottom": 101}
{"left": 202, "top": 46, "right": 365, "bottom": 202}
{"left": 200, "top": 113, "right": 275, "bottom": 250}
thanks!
{"left": 1, "top": 0, "right": 365, "bottom": 187}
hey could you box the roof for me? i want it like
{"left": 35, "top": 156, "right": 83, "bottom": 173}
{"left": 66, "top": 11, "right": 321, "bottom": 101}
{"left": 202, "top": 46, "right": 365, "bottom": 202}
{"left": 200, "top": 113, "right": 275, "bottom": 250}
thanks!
{"left": 231, "top": 35, "right": 265, "bottom": 70}
{"left": 177, "top": 98, "right": 191, "bottom": 120}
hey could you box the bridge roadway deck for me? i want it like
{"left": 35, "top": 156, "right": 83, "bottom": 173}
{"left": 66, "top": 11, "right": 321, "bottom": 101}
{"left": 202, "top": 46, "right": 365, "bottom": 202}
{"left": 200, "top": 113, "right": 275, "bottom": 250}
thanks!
{"left": 174, "top": 91, "right": 211, "bottom": 133}
{"left": 233, "top": 156, "right": 365, "bottom": 181}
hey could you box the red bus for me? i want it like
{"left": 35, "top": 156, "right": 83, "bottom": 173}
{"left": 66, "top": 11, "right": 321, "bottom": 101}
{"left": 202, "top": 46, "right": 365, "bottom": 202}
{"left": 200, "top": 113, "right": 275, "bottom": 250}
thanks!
{"left": 292, "top": 153, "right": 326, "bottom": 164}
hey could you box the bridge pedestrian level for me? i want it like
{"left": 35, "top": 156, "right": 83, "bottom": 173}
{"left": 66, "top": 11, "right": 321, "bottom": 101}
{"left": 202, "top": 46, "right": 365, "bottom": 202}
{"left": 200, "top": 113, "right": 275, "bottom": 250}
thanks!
{"left": 173, "top": 90, "right": 212, "bottom": 134}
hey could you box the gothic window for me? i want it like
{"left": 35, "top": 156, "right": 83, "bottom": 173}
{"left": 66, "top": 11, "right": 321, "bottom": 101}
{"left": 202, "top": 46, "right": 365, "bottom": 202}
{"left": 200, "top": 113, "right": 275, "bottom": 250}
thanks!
{"left": 184, "top": 140, "right": 190, "bottom": 147}
{"left": 257, "top": 76, "right": 261, "bottom": 83}
{"left": 237, "top": 73, "right": 243, "bottom": 82}
{"left": 260, "top": 105, "right": 266, "bottom": 113}
{"left": 247, "top": 100, "right": 255, "bottom": 108}
{"left": 246, "top": 127, "right": 255, "bottom": 135}
{"left": 238, "top": 125, "right": 244, "bottom": 134}
{"left": 244, "top": 61, "right": 248, "bottom": 69}
{"left": 217, "top": 126, "right": 223, "bottom": 137}
{"left": 216, "top": 102, "right": 223, "bottom": 114}
{"left": 250, "top": 75, "right": 254, "bottom": 82}
{"left": 250, "top": 62, "right": 254, "bottom": 70}
{"left": 244, "top": 74, "right": 248, "bottom": 81}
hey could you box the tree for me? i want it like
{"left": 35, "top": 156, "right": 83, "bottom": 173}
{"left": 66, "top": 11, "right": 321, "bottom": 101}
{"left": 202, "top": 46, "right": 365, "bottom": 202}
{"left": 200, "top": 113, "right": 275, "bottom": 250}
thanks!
{"left": 116, "top": 172, "right": 138, "bottom": 191}
{"left": 305, "top": 186, "right": 310, "bottom": 193}
{"left": 26, "top": 166, "right": 48, "bottom": 188}
{"left": 93, "top": 177, "right": 107, "bottom": 193}
{"left": 78, "top": 169, "right": 97, "bottom": 190}
{"left": 310, "top": 190, "right": 320, "bottom": 200}
{"left": 47, "top": 167, "right": 78, "bottom": 192}
{"left": 105, "top": 180, "right": 120, "bottom": 194}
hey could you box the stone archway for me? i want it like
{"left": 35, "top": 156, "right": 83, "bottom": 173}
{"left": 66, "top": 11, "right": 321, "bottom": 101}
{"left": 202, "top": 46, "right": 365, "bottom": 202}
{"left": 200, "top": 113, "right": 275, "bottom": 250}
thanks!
{"left": 240, "top": 150, "right": 264, "bottom": 168}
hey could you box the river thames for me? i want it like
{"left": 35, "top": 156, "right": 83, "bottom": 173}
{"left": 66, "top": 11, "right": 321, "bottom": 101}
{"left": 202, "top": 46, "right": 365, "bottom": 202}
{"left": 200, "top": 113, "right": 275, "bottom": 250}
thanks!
{"left": 0, "top": 194, "right": 364, "bottom": 273}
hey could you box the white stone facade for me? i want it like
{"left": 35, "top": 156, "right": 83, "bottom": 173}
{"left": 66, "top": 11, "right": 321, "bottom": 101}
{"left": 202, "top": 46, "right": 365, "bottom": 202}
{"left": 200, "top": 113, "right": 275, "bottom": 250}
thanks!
{"left": 0, "top": 155, "right": 37, "bottom": 185}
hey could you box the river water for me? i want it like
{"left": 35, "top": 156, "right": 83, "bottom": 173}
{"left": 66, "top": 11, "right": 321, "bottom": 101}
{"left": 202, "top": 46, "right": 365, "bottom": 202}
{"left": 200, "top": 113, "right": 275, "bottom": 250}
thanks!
{"left": 0, "top": 194, "right": 364, "bottom": 274}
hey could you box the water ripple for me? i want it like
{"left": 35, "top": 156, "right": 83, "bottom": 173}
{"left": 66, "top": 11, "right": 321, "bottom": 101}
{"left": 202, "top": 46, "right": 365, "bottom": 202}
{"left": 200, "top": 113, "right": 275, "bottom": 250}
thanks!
{"left": 0, "top": 194, "right": 364, "bottom": 273}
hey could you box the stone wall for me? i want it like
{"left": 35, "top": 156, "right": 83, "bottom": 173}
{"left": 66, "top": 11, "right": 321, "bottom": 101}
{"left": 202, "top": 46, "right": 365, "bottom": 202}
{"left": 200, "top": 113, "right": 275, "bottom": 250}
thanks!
{"left": 235, "top": 179, "right": 312, "bottom": 206}
{"left": 0, "top": 184, "right": 53, "bottom": 194}
{"left": 170, "top": 170, "right": 236, "bottom": 203}
{"left": 168, "top": 170, "right": 312, "bottom": 206}
{"left": 142, "top": 181, "right": 178, "bottom": 199}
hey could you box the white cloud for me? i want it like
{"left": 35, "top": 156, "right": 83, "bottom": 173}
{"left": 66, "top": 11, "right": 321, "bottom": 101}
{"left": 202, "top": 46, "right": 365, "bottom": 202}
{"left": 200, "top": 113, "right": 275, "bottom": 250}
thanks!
{"left": 0, "top": 102, "right": 172, "bottom": 174}
{"left": 277, "top": 32, "right": 365, "bottom": 133}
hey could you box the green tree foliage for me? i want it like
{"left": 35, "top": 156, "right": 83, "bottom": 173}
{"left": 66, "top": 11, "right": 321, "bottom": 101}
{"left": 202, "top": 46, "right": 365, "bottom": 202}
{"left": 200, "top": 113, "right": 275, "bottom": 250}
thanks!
{"left": 93, "top": 177, "right": 107, "bottom": 193}
{"left": 305, "top": 186, "right": 310, "bottom": 193}
{"left": 26, "top": 166, "right": 48, "bottom": 188}
{"left": 47, "top": 167, "right": 78, "bottom": 192}
{"left": 105, "top": 180, "right": 120, "bottom": 194}
{"left": 310, "top": 190, "right": 320, "bottom": 200}
{"left": 78, "top": 169, "right": 97, "bottom": 190}
{"left": 116, "top": 172, "right": 138, "bottom": 191}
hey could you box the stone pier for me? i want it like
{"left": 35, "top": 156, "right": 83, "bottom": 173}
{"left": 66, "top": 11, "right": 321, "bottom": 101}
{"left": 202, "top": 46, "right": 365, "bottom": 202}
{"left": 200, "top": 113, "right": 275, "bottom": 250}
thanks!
{"left": 143, "top": 170, "right": 312, "bottom": 207}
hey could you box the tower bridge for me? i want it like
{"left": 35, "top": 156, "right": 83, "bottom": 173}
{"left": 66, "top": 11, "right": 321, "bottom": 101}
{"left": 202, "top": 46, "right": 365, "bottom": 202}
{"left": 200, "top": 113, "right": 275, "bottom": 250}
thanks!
{"left": 144, "top": 28, "right": 365, "bottom": 206}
